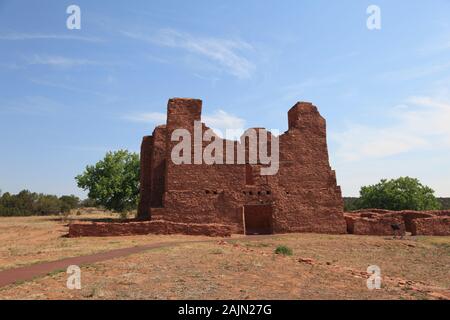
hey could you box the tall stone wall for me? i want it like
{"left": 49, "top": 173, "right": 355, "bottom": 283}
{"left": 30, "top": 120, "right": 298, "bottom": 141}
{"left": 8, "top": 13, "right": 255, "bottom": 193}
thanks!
{"left": 138, "top": 98, "right": 347, "bottom": 235}
{"left": 273, "top": 103, "right": 346, "bottom": 233}
{"left": 137, "top": 136, "right": 153, "bottom": 219}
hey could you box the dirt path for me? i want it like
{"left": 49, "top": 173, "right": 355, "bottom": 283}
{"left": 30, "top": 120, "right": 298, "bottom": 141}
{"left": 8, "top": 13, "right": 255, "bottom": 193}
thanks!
{"left": 0, "top": 235, "right": 271, "bottom": 288}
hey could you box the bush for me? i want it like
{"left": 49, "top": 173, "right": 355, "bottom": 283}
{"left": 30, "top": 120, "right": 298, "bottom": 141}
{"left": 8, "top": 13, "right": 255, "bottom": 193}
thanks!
{"left": 80, "top": 198, "right": 97, "bottom": 207}
{"left": 354, "top": 177, "right": 441, "bottom": 211}
{"left": 439, "top": 198, "right": 450, "bottom": 210}
{"left": 0, "top": 204, "right": 23, "bottom": 217}
{"left": 59, "top": 195, "right": 80, "bottom": 213}
{"left": 0, "top": 190, "right": 81, "bottom": 216}
{"left": 274, "top": 245, "right": 293, "bottom": 256}
{"left": 34, "top": 195, "right": 61, "bottom": 215}
{"left": 343, "top": 197, "right": 360, "bottom": 211}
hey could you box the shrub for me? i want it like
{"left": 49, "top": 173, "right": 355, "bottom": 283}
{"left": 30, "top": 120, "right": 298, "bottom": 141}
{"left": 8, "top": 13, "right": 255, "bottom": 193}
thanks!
{"left": 274, "top": 245, "right": 293, "bottom": 256}
{"left": 59, "top": 195, "right": 80, "bottom": 213}
{"left": 0, "top": 190, "right": 82, "bottom": 216}
{"left": 33, "top": 195, "right": 62, "bottom": 215}
{"left": 80, "top": 198, "right": 97, "bottom": 207}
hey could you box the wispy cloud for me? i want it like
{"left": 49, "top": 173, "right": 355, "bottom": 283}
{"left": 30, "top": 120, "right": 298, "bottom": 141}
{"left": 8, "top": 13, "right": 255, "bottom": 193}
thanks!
{"left": 0, "top": 96, "right": 64, "bottom": 115}
{"left": 123, "top": 112, "right": 167, "bottom": 124}
{"left": 0, "top": 62, "right": 22, "bottom": 69}
{"left": 203, "top": 110, "right": 246, "bottom": 134}
{"left": 123, "top": 109, "right": 246, "bottom": 135}
{"left": 122, "top": 28, "right": 255, "bottom": 79}
{"left": 417, "top": 33, "right": 450, "bottom": 55}
{"left": 29, "top": 78, "right": 113, "bottom": 100}
{"left": 282, "top": 75, "right": 344, "bottom": 101}
{"left": 0, "top": 33, "right": 104, "bottom": 42}
{"left": 333, "top": 96, "right": 450, "bottom": 161}
{"left": 378, "top": 61, "right": 450, "bottom": 82}
{"left": 24, "top": 55, "right": 101, "bottom": 68}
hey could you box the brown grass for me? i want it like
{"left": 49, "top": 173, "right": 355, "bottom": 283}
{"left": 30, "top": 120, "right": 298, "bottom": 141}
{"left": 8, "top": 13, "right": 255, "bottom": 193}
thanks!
{"left": 0, "top": 213, "right": 449, "bottom": 300}
{"left": 0, "top": 210, "right": 212, "bottom": 271}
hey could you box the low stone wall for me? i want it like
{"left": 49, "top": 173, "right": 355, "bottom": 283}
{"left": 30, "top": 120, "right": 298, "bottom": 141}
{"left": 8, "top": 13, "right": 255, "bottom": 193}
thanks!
{"left": 411, "top": 217, "right": 450, "bottom": 236}
{"left": 68, "top": 220, "right": 232, "bottom": 238}
{"left": 345, "top": 213, "right": 405, "bottom": 236}
{"left": 345, "top": 210, "right": 450, "bottom": 236}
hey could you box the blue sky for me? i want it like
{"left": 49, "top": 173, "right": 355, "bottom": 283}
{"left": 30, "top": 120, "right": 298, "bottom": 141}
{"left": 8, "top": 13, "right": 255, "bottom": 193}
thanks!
{"left": 1, "top": 0, "right": 450, "bottom": 198}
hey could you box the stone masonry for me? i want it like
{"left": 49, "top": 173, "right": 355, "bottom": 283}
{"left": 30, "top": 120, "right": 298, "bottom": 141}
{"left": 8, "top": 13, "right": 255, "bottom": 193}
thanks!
{"left": 68, "top": 97, "right": 449, "bottom": 237}
{"left": 137, "top": 98, "right": 347, "bottom": 235}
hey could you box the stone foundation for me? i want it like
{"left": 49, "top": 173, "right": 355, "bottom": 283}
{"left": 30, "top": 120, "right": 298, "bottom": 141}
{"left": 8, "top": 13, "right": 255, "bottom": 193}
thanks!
{"left": 411, "top": 216, "right": 450, "bottom": 236}
{"left": 344, "top": 212, "right": 405, "bottom": 236}
{"left": 68, "top": 220, "right": 232, "bottom": 238}
{"left": 345, "top": 210, "right": 450, "bottom": 236}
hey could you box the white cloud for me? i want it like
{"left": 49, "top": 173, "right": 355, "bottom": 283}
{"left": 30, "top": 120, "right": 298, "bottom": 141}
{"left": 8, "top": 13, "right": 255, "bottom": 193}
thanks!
{"left": 282, "top": 75, "right": 343, "bottom": 101}
{"left": 29, "top": 78, "right": 112, "bottom": 99}
{"left": 122, "top": 29, "right": 255, "bottom": 79}
{"left": 0, "top": 96, "right": 64, "bottom": 115}
{"left": 25, "top": 55, "right": 100, "bottom": 68}
{"left": 0, "top": 62, "right": 22, "bottom": 69}
{"left": 0, "top": 33, "right": 103, "bottom": 42}
{"left": 123, "top": 112, "right": 167, "bottom": 124}
{"left": 417, "top": 36, "right": 450, "bottom": 55}
{"left": 203, "top": 110, "right": 246, "bottom": 135}
{"left": 378, "top": 61, "right": 450, "bottom": 81}
{"left": 123, "top": 109, "right": 246, "bottom": 136}
{"left": 333, "top": 96, "right": 450, "bottom": 161}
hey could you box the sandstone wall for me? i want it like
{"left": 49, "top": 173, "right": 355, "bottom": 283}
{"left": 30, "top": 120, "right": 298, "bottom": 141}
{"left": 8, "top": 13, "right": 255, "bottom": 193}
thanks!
{"left": 344, "top": 213, "right": 405, "bottom": 235}
{"left": 411, "top": 217, "right": 450, "bottom": 236}
{"left": 137, "top": 98, "right": 347, "bottom": 235}
{"left": 346, "top": 210, "right": 450, "bottom": 236}
{"left": 68, "top": 220, "right": 232, "bottom": 238}
{"left": 137, "top": 136, "right": 153, "bottom": 219}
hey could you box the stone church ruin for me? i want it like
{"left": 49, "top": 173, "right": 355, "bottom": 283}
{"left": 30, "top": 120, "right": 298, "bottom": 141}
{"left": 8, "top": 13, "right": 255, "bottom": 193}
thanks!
{"left": 136, "top": 98, "right": 347, "bottom": 235}
{"left": 68, "top": 98, "right": 450, "bottom": 237}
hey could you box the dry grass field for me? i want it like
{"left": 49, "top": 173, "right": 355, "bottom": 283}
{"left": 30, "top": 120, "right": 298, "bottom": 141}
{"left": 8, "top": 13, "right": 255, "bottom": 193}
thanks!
{"left": 0, "top": 211, "right": 449, "bottom": 300}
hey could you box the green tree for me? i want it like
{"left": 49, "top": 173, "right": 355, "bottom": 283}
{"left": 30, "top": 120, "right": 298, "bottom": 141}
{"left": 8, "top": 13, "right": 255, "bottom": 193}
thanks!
{"left": 34, "top": 194, "right": 61, "bottom": 215}
{"left": 75, "top": 150, "right": 140, "bottom": 212}
{"left": 80, "top": 197, "right": 97, "bottom": 207}
{"left": 357, "top": 177, "right": 441, "bottom": 211}
{"left": 59, "top": 195, "right": 80, "bottom": 213}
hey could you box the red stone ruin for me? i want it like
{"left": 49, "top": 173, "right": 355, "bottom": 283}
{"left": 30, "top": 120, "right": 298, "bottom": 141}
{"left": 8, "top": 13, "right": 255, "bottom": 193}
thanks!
{"left": 344, "top": 210, "right": 450, "bottom": 236}
{"left": 68, "top": 98, "right": 450, "bottom": 237}
{"left": 135, "top": 98, "right": 347, "bottom": 235}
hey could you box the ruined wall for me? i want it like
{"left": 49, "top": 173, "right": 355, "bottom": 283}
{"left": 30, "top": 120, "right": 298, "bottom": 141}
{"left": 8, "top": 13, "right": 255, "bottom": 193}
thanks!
{"left": 344, "top": 212, "right": 405, "bottom": 235}
{"left": 346, "top": 210, "right": 450, "bottom": 236}
{"left": 150, "top": 126, "right": 167, "bottom": 208}
{"left": 272, "top": 103, "right": 346, "bottom": 234}
{"left": 137, "top": 136, "right": 153, "bottom": 219}
{"left": 138, "top": 98, "right": 347, "bottom": 235}
{"left": 160, "top": 98, "right": 246, "bottom": 231}
{"left": 68, "top": 220, "right": 232, "bottom": 237}
{"left": 411, "top": 216, "right": 450, "bottom": 236}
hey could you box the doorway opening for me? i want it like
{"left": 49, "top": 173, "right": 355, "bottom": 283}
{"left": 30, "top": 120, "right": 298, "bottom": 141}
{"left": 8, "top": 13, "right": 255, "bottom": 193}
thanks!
{"left": 243, "top": 205, "right": 273, "bottom": 235}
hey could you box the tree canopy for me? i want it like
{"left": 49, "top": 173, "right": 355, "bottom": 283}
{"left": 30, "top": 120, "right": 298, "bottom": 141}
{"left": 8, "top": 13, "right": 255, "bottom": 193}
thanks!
{"left": 75, "top": 150, "right": 140, "bottom": 212}
{"left": 0, "top": 190, "right": 80, "bottom": 216}
{"left": 356, "top": 177, "right": 441, "bottom": 211}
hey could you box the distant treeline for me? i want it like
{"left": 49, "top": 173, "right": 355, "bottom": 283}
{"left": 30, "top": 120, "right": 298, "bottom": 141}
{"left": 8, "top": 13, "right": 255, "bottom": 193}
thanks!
{"left": 344, "top": 197, "right": 450, "bottom": 212}
{"left": 0, "top": 190, "right": 94, "bottom": 217}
